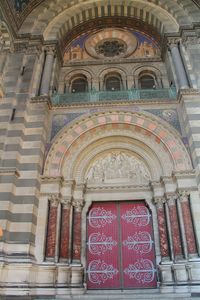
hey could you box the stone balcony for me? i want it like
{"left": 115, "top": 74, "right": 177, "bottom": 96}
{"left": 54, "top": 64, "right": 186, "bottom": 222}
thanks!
{"left": 51, "top": 88, "right": 177, "bottom": 106}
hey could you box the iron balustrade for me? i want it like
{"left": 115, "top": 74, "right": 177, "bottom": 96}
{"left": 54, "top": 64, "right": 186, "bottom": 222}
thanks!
{"left": 51, "top": 88, "right": 177, "bottom": 105}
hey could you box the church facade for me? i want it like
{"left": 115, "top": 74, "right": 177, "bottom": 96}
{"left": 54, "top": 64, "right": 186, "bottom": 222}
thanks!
{"left": 0, "top": 1, "right": 200, "bottom": 299}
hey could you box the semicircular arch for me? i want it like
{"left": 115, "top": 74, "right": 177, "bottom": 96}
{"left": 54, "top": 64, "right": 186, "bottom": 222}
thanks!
{"left": 44, "top": 111, "right": 192, "bottom": 180}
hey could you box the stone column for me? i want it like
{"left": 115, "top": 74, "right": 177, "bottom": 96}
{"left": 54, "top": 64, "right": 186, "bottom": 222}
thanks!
{"left": 166, "top": 194, "right": 183, "bottom": 260}
{"left": 72, "top": 198, "right": 84, "bottom": 263}
{"left": 154, "top": 197, "right": 170, "bottom": 260}
{"left": 40, "top": 46, "right": 55, "bottom": 95}
{"left": 46, "top": 194, "right": 59, "bottom": 259}
{"left": 60, "top": 197, "right": 71, "bottom": 262}
{"left": 178, "top": 191, "right": 197, "bottom": 257}
{"left": 169, "top": 41, "right": 189, "bottom": 89}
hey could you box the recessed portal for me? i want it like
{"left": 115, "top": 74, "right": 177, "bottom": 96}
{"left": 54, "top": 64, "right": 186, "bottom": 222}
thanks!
{"left": 86, "top": 201, "right": 157, "bottom": 289}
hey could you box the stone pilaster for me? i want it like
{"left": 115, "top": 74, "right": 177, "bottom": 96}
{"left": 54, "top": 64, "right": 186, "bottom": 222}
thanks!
{"left": 166, "top": 193, "right": 183, "bottom": 260}
{"left": 168, "top": 39, "right": 189, "bottom": 89}
{"left": 60, "top": 197, "right": 71, "bottom": 261}
{"left": 46, "top": 194, "right": 60, "bottom": 259}
{"left": 154, "top": 196, "right": 170, "bottom": 260}
{"left": 40, "top": 46, "right": 56, "bottom": 95}
{"left": 178, "top": 190, "right": 197, "bottom": 256}
{"left": 72, "top": 197, "right": 84, "bottom": 263}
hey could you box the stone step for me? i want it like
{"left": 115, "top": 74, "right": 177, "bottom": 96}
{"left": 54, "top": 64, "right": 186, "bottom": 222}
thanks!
{"left": 52, "top": 292, "right": 198, "bottom": 300}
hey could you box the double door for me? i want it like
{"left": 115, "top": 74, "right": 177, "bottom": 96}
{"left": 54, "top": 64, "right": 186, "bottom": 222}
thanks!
{"left": 86, "top": 201, "right": 157, "bottom": 289}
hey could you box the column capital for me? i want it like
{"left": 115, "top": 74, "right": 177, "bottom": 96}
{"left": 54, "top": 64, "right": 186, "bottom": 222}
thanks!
{"left": 61, "top": 197, "right": 72, "bottom": 209}
{"left": 167, "top": 37, "right": 181, "bottom": 49}
{"left": 48, "top": 194, "right": 60, "bottom": 207}
{"left": 177, "top": 190, "right": 190, "bottom": 203}
{"left": 153, "top": 196, "right": 166, "bottom": 209}
{"left": 165, "top": 193, "right": 177, "bottom": 206}
{"left": 44, "top": 45, "right": 56, "bottom": 55}
{"left": 72, "top": 198, "right": 85, "bottom": 212}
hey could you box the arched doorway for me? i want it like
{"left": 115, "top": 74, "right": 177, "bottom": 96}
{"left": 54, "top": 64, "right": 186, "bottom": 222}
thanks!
{"left": 86, "top": 201, "right": 157, "bottom": 289}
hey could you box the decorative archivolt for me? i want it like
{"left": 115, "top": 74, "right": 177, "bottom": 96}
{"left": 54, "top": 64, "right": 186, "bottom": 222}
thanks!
{"left": 44, "top": 111, "right": 192, "bottom": 180}
{"left": 18, "top": 0, "right": 195, "bottom": 39}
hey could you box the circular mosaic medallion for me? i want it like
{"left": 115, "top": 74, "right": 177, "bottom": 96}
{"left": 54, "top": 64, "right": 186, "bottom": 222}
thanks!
{"left": 85, "top": 28, "right": 138, "bottom": 59}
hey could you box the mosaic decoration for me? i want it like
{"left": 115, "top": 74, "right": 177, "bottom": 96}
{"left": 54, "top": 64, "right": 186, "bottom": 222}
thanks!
{"left": 14, "top": 0, "right": 29, "bottom": 12}
{"left": 51, "top": 113, "right": 83, "bottom": 140}
{"left": 145, "top": 109, "right": 181, "bottom": 133}
{"left": 4, "top": 0, "right": 43, "bottom": 28}
{"left": 63, "top": 28, "right": 160, "bottom": 63}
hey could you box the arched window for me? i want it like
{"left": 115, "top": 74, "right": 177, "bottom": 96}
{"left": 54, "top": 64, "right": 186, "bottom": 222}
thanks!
{"left": 105, "top": 74, "right": 122, "bottom": 91}
{"left": 71, "top": 76, "right": 88, "bottom": 93}
{"left": 139, "top": 75, "right": 155, "bottom": 89}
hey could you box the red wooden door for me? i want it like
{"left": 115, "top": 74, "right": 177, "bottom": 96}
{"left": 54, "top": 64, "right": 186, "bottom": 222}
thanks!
{"left": 86, "top": 201, "right": 156, "bottom": 289}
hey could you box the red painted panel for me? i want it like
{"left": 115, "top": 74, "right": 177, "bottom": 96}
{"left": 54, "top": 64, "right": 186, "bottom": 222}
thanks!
{"left": 87, "top": 202, "right": 120, "bottom": 289}
{"left": 121, "top": 202, "right": 156, "bottom": 288}
{"left": 87, "top": 201, "right": 156, "bottom": 289}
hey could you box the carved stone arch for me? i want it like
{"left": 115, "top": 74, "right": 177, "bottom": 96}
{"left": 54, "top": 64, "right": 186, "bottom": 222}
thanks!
{"left": 22, "top": 1, "right": 184, "bottom": 39}
{"left": 44, "top": 111, "right": 192, "bottom": 179}
{"left": 99, "top": 67, "right": 127, "bottom": 91}
{"left": 63, "top": 134, "right": 166, "bottom": 182}
{"left": 62, "top": 69, "right": 93, "bottom": 92}
{"left": 134, "top": 65, "right": 163, "bottom": 88}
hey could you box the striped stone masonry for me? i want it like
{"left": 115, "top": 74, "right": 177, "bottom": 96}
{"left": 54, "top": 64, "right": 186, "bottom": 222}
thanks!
{"left": 179, "top": 90, "right": 200, "bottom": 186}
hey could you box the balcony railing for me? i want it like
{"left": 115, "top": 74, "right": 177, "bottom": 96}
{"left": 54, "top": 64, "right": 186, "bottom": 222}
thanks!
{"left": 51, "top": 88, "right": 177, "bottom": 105}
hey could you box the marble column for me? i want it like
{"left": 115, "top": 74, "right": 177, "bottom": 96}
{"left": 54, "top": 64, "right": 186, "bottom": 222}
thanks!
{"left": 166, "top": 194, "right": 183, "bottom": 259}
{"left": 40, "top": 46, "right": 55, "bottom": 95}
{"left": 60, "top": 197, "right": 71, "bottom": 261}
{"left": 178, "top": 191, "right": 197, "bottom": 256}
{"left": 169, "top": 41, "right": 189, "bottom": 89}
{"left": 46, "top": 195, "right": 59, "bottom": 259}
{"left": 72, "top": 198, "right": 84, "bottom": 263}
{"left": 154, "top": 197, "right": 170, "bottom": 260}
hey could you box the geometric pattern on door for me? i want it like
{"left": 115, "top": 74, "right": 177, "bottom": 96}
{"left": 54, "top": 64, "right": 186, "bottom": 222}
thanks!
{"left": 86, "top": 201, "right": 157, "bottom": 289}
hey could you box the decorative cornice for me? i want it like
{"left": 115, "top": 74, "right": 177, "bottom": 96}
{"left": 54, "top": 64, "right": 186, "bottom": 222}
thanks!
{"left": 31, "top": 96, "right": 52, "bottom": 108}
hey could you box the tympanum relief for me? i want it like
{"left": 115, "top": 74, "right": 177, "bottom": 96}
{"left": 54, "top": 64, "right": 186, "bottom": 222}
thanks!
{"left": 86, "top": 152, "right": 151, "bottom": 184}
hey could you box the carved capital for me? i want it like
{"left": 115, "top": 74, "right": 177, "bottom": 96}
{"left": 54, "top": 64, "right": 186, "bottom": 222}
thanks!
{"left": 61, "top": 197, "right": 72, "bottom": 209}
{"left": 45, "top": 45, "right": 56, "bottom": 56}
{"left": 72, "top": 198, "right": 85, "bottom": 212}
{"left": 178, "top": 190, "right": 189, "bottom": 203}
{"left": 167, "top": 37, "right": 181, "bottom": 49}
{"left": 48, "top": 194, "right": 60, "bottom": 207}
{"left": 165, "top": 193, "right": 177, "bottom": 206}
{"left": 153, "top": 197, "right": 166, "bottom": 209}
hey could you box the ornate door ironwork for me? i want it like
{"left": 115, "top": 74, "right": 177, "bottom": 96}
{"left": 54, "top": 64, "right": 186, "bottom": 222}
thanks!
{"left": 86, "top": 201, "right": 157, "bottom": 289}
